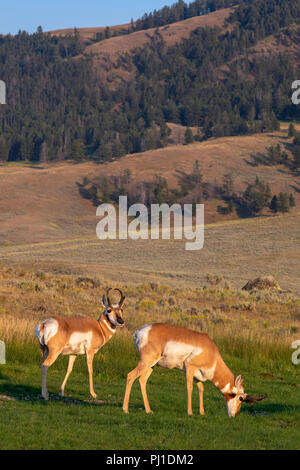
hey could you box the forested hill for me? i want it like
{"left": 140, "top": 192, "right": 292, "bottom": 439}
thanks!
{"left": 0, "top": 0, "right": 299, "bottom": 163}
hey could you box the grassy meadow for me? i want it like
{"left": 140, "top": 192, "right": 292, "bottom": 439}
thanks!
{"left": 0, "top": 267, "right": 299, "bottom": 449}
{"left": 0, "top": 126, "right": 300, "bottom": 449}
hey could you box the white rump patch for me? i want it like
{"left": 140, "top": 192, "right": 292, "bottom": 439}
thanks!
{"left": 158, "top": 341, "right": 202, "bottom": 370}
{"left": 35, "top": 318, "right": 58, "bottom": 346}
{"left": 134, "top": 324, "right": 152, "bottom": 352}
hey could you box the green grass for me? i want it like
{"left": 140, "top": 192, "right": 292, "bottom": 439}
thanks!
{"left": 0, "top": 268, "right": 299, "bottom": 449}
{"left": 0, "top": 339, "right": 299, "bottom": 450}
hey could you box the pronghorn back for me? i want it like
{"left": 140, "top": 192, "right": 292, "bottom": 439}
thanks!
{"left": 124, "top": 322, "right": 267, "bottom": 417}
{"left": 134, "top": 323, "right": 219, "bottom": 366}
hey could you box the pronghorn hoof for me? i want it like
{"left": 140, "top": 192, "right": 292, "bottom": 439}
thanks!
{"left": 146, "top": 410, "right": 153, "bottom": 414}
{"left": 42, "top": 394, "right": 49, "bottom": 401}
{"left": 59, "top": 389, "right": 64, "bottom": 397}
{"left": 123, "top": 409, "right": 129, "bottom": 414}
{"left": 90, "top": 393, "right": 97, "bottom": 399}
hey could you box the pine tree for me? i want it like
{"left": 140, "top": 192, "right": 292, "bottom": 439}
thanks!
{"left": 289, "top": 193, "right": 295, "bottom": 208}
{"left": 0, "top": 137, "right": 8, "bottom": 161}
{"left": 39, "top": 141, "right": 48, "bottom": 162}
{"left": 72, "top": 140, "right": 85, "bottom": 162}
{"left": 184, "top": 128, "right": 194, "bottom": 145}
{"left": 277, "top": 192, "right": 289, "bottom": 213}
{"left": 222, "top": 173, "right": 234, "bottom": 199}
{"left": 227, "top": 199, "right": 234, "bottom": 213}
{"left": 56, "top": 147, "right": 64, "bottom": 161}
{"left": 294, "top": 144, "right": 300, "bottom": 168}
{"left": 288, "top": 123, "right": 296, "bottom": 137}
{"left": 269, "top": 195, "right": 278, "bottom": 213}
{"left": 242, "top": 176, "right": 272, "bottom": 215}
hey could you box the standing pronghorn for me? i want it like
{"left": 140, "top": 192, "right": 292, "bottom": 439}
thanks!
{"left": 123, "top": 323, "right": 266, "bottom": 417}
{"left": 35, "top": 288, "right": 125, "bottom": 400}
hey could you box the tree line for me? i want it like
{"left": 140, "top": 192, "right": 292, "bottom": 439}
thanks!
{"left": 0, "top": 0, "right": 299, "bottom": 163}
{"left": 79, "top": 164, "right": 296, "bottom": 218}
{"left": 92, "top": 0, "right": 237, "bottom": 43}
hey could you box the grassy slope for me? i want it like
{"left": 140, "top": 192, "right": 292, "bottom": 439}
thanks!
{"left": 48, "top": 8, "right": 233, "bottom": 46}
{"left": 83, "top": 8, "right": 233, "bottom": 58}
{"left": 0, "top": 359, "right": 299, "bottom": 450}
{"left": 0, "top": 126, "right": 299, "bottom": 246}
{"left": 0, "top": 269, "right": 299, "bottom": 449}
{"left": 1, "top": 7, "right": 299, "bottom": 449}
{"left": 49, "top": 8, "right": 300, "bottom": 85}
{"left": 1, "top": 209, "right": 300, "bottom": 292}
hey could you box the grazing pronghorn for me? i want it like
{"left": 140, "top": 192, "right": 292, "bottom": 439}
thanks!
{"left": 123, "top": 323, "right": 266, "bottom": 417}
{"left": 35, "top": 288, "right": 125, "bottom": 400}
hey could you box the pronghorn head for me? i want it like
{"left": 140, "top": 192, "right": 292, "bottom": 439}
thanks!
{"left": 224, "top": 375, "right": 267, "bottom": 417}
{"left": 102, "top": 288, "right": 125, "bottom": 327}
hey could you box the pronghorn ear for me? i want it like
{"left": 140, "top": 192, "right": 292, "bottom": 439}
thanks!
{"left": 102, "top": 295, "right": 109, "bottom": 308}
{"left": 235, "top": 375, "right": 244, "bottom": 388}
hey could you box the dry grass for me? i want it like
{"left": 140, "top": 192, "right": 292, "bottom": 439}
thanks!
{"left": 83, "top": 8, "right": 233, "bottom": 61}
{"left": 65, "top": 8, "right": 235, "bottom": 84}
{"left": 48, "top": 22, "right": 132, "bottom": 42}
{"left": 1, "top": 209, "right": 299, "bottom": 293}
{"left": 0, "top": 127, "right": 299, "bottom": 246}
{"left": 0, "top": 267, "right": 299, "bottom": 353}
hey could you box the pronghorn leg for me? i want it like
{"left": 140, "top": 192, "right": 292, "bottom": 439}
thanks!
{"left": 60, "top": 355, "right": 77, "bottom": 396}
{"left": 185, "top": 365, "right": 197, "bottom": 416}
{"left": 86, "top": 351, "right": 97, "bottom": 398}
{"left": 139, "top": 368, "right": 153, "bottom": 414}
{"left": 123, "top": 362, "right": 149, "bottom": 413}
{"left": 41, "top": 347, "right": 62, "bottom": 400}
{"left": 196, "top": 381, "right": 205, "bottom": 415}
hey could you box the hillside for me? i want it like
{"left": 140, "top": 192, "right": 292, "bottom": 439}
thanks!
{"left": 49, "top": 23, "right": 131, "bottom": 43}
{"left": 79, "top": 7, "right": 234, "bottom": 84}
{"left": 0, "top": 126, "right": 299, "bottom": 248}
{"left": 1, "top": 0, "right": 300, "bottom": 453}
{"left": 83, "top": 8, "right": 233, "bottom": 58}
{"left": 0, "top": 0, "right": 299, "bottom": 165}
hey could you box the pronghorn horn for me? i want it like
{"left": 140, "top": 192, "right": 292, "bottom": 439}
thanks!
{"left": 102, "top": 293, "right": 109, "bottom": 308}
{"left": 244, "top": 394, "right": 268, "bottom": 405}
{"left": 106, "top": 288, "right": 113, "bottom": 308}
{"left": 114, "top": 288, "right": 125, "bottom": 307}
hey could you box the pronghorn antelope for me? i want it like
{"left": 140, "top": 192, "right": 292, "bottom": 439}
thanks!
{"left": 123, "top": 323, "right": 266, "bottom": 417}
{"left": 35, "top": 288, "right": 125, "bottom": 400}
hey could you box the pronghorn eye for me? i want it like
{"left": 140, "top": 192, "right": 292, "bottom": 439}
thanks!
{"left": 239, "top": 396, "right": 244, "bottom": 402}
{"left": 107, "top": 309, "right": 112, "bottom": 313}
{"left": 228, "top": 393, "right": 236, "bottom": 399}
